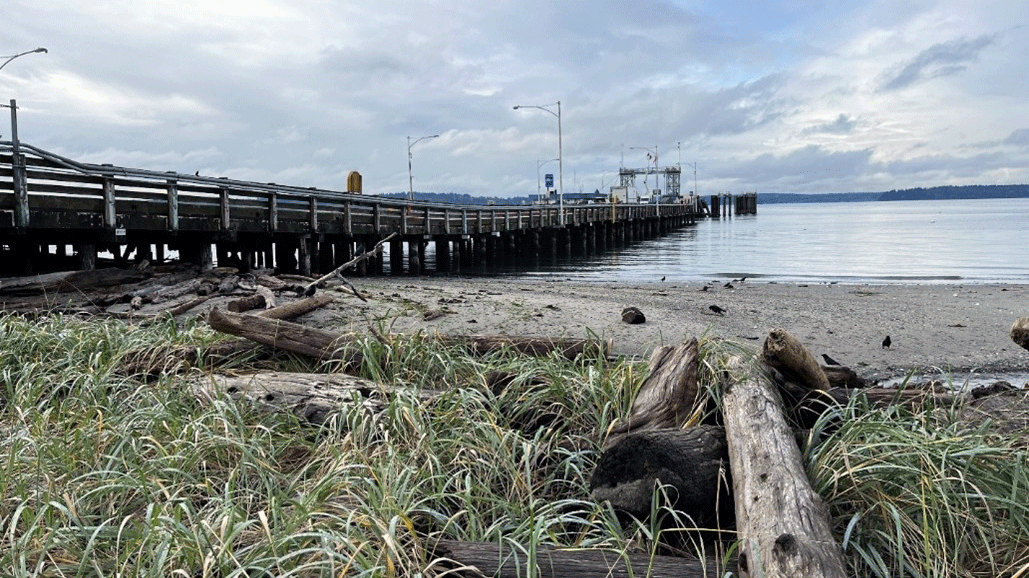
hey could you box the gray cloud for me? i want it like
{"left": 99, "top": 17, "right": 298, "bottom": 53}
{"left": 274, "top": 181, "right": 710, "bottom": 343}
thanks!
{"left": 878, "top": 34, "right": 996, "bottom": 92}
{"left": 803, "top": 114, "right": 856, "bottom": 135}
{"left": 1004, "top": 128, "right": 1029, "bottom": 147}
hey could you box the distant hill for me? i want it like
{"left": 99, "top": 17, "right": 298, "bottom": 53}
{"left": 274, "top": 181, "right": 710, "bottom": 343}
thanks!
{"left": 386, "top": 184, "right": 1029, "bottom": 206}
{"left": 758, "top": 192, "right": 880, "bottom": 204}
{"left": 761, "top": 184, "right": 1029, "bottom": 204}
{"left": 878, "top": 184, "right": 1029, "bottom": 201}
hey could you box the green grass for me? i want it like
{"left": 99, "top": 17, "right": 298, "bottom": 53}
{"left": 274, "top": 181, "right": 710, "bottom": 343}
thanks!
{"left": 2, "top": 313, "right": 1028, "bottom": 577}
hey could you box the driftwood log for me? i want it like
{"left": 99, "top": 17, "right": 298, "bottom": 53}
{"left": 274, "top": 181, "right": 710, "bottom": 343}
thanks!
{"left": 1012, "top": 317, "right": 1029, "bottom": 351}
{"left": 431, "top": 540, "right": 724, "bottom": 578}
{"left": 193, "top": 371, "right": 435, "bottom": 425}
{"left": 208, "top": 308, "right": 363, "bottom": 365}
{"left": 762, "top": 328, "right": 830, "bottom": 391}
{"left": 117, "top": 295, "right": 336, "bottom": 377}
{"left": 209, "top": 308, "right": 610, "bottom": 364}
{"left": 602, "top": 338, "right": 700, "bottom": 450}
{"left": 721, "top": 355, "right": 846, "bottom": 578}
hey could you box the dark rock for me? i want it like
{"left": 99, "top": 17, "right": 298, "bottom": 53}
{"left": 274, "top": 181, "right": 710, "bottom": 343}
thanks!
{"left": 621, "top": 306, "right": 646, "bottom": 324}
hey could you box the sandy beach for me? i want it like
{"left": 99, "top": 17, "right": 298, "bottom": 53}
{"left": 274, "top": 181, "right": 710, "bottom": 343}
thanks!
{"left": 313, "top": 277, "right": 1029, "bottom": 385}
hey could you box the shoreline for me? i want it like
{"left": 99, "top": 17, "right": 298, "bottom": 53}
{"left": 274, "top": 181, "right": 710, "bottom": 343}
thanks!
{"left": 314, "top": 277, "right": 1029, "bottom": 385}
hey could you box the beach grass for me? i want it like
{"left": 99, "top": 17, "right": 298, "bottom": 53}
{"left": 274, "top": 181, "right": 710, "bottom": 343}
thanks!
{"left": 2, "top": 312, "right": 1028, "bottom": 577}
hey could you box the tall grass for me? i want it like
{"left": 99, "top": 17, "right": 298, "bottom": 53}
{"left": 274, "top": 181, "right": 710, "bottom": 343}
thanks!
{"left": 2, "top": 313, "right": 1027, "bottom": 577}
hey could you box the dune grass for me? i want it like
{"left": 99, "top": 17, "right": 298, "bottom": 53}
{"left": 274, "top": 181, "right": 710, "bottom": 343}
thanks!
{"left": 2, "top": 312, "right": 1028, "bottom": 577}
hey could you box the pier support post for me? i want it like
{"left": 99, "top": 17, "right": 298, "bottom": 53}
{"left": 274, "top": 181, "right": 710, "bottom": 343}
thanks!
{"left": 435, "top": 238, "right": 450, "bottom": 272}
{"left": 408, "top": 239, "right": 421, "bottom": 274}
{"left": 390, "top": 238, "right": 404, "bottom": 274}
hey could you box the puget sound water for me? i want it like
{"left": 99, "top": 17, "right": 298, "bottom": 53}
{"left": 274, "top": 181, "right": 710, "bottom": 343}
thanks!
{"left": 473, "top": 197, "right": 1028, "bottom": 285}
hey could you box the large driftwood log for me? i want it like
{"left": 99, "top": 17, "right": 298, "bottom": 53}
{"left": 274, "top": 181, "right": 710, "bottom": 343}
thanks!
{"left": 602, "top": 338, "right": 700, "bottom": 450}
{"left": 193, "top": 371, "right": 434, "bottom": 425}
{"left": 431, "top": 540, "right": 724, "bottom": 578}
{"left": 721, "top": 356, "right": 846, "bottom": 578}
{"left": 257, "top": 293, "right": 331, "bottom": 319}
{"left": 762, "top": 328, "right": 830, "bottom": 391}
{"left": 208, "top": 308, "right": 362, "bottom": 364}
{"left": 1012, "top": 317, "right": 1029, "bottom": 351}
{"left": 590, "top": 426, "right": 732, "bottom": 530}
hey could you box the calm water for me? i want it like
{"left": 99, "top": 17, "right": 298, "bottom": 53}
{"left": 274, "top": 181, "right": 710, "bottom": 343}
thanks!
{"left": 481, "top": 197, "right": 1028, "bottom": 285}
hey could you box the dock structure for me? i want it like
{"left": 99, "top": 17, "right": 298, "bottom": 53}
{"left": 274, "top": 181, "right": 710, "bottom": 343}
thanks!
{"left": 2, "top": 143, "right": 701, "bottom": 276}
{"left": 709, "top": 192, "right": 757, "bottom": 218}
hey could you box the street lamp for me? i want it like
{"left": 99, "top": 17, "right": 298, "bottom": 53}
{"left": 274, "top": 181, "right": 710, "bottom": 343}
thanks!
{"left": 0, "top": 47, "right": 48, "bottom": 72}
{"left": 407, "top": 134, "right": 438, "bottom": 201}
{"left": 2, "top": 47, "right": 46, "bottom": 230}
{"left": 513, "top": 101, "right": 562, "bottom": 224}
{"left": 536, "top": 158, "right": 558, "bottom": 204}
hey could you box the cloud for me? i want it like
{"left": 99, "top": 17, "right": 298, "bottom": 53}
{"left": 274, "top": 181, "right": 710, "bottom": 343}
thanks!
{"left": 878, "top": 34, "right": 996, "bottom": 92}
{"left": 1004, "top": 128, "right": 1029, "bottom": 147}
{"left": 803, "top": 114, "right": 857, "bottom": 135}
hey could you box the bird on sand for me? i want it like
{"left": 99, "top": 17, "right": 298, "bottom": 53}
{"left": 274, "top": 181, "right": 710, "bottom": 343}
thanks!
{"left": 699, "top": 285, "right": 710, "bottom": 292}
{"left": 661, "top": 275, "right": 666, "bottom": 282}
{"left": 723, "top": 282, "right": 734, "bottom": 289}
{"left": 882, "top": 335, "right": 892, "bottom": 349}
{"left": 821, "top": 353, "right": 841, "bottom": 366}
{"left": 709, "top": 305, "right": 727, "bottom": 315}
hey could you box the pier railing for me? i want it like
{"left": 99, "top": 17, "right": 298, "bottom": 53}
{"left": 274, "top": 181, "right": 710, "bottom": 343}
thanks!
{"left": 2, "top": 142, "right": 699, "bottom": 275}
{"left": 2, "top": 143, "right": 688, "bottom": 238}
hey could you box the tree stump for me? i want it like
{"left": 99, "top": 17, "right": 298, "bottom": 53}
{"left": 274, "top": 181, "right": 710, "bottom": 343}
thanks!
{"left": 590, "top": 426, "right": 733, "bottom": 531}
{"left": 603, "top": 338, "right": 700, "bottom": 450}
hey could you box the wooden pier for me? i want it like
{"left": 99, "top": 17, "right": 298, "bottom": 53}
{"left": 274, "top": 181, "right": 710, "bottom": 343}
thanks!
{"left": 2, "top": 143, "right": 702, "bottom": 276}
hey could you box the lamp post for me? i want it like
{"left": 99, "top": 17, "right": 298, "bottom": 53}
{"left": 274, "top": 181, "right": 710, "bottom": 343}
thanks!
{"left": 514, "top": 101, "right": 562, "bottom": 224}
{"left": 2, "top": 47, "right": 47, "bottom": 230}
{"left": 536, "top": 158, "right": 558, "bottom": 204}
{"left": 407, "top": 134, "right": 438, "bottom": 201}
{"left": 0, "top": 47, "right": 47, "bottom": 72}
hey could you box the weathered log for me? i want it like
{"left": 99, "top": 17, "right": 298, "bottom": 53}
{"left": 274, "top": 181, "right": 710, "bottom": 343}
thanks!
{"left": 207, "top": 308, "right": 362, "bottom": 364}
{"left": 435, "top": 334, "right": 610, "bottom": 360}
{"left": 1012, "top": 317, "right": 1029, "bottom": 351}
{"left": 820, "top": 365, "right": 865, "bottom": 389}
{"left": 192, "top": 371, "right": 434, "bottom": 425}
{"left": 257, "top": 293, "right": 331, "bottom": 320}
{"left": 0, "top": 267, "right": 151, "bottom": 296}
{"left": 590, "top": 426, "right": 733, "bottom": 531}
{"left": 603, "top": 338, "right": 700, "bottom": 449}
{"left": 762, "top": 328, "right": 830, "bottom": 391}
{"left": 120, "top": 294, "right": 345, "bottom": 377}
{"left": 226, "top": 293, "right": 268, "bottom": 313}
{"left": 431, "top": 540, "right": 724, "bottom": 578}
{"left": 164, "top": 295, "right": 212, "bottom": 316}
{"left": 721, "top": 356, "right": 846, "bottom": 578}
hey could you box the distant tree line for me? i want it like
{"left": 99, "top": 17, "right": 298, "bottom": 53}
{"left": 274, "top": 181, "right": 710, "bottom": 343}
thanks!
{"left": 760, "top": 184, "right": 1029, "bottom": 204}
{"left": 385, "top": 183, "right": 1029, "bottom": 206}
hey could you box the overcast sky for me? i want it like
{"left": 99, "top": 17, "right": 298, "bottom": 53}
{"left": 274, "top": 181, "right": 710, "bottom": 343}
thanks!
{"left": 3, "top": 0, "right": 1027, "bottom": 198}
